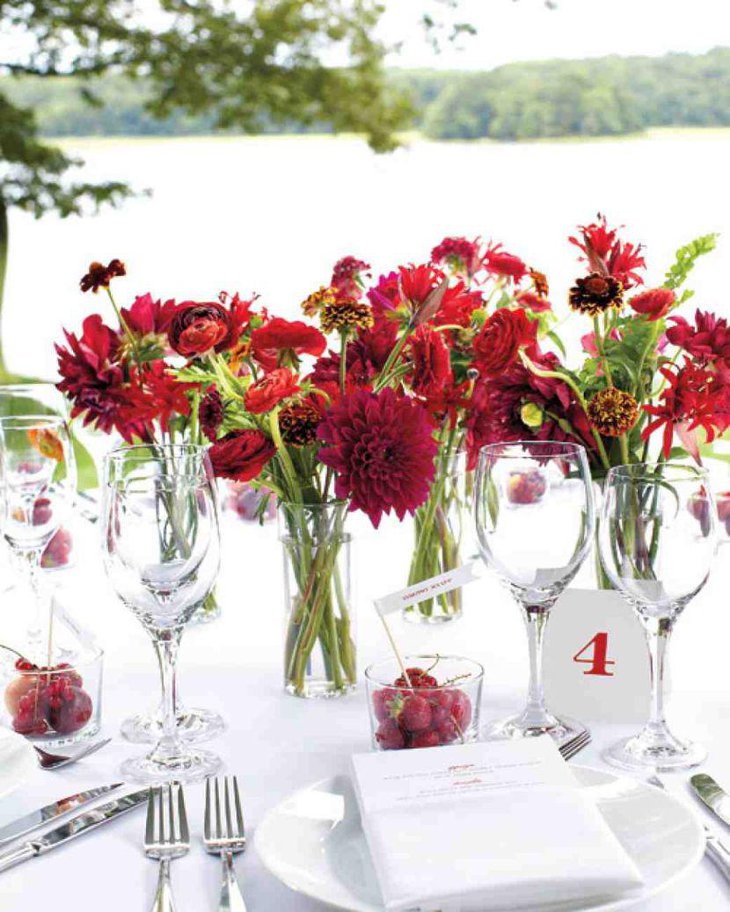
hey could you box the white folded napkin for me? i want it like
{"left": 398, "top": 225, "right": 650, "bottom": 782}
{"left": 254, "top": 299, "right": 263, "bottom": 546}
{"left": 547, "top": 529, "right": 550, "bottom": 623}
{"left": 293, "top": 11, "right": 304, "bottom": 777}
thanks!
{"left": 352, "top": 738, "right": 643, "bottom": 912}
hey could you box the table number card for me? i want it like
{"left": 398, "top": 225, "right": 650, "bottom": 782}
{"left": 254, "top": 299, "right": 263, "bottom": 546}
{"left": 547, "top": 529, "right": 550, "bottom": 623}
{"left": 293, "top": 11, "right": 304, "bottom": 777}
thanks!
{"left": 543, "top": 588, "right": 653, "bottom": 723}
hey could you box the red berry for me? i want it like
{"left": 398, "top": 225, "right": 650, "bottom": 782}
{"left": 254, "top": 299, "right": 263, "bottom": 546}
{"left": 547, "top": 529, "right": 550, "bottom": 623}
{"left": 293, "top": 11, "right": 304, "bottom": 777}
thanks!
{"left": 398, "top": 695, "right": 432, "bottom": 733}
{"left": 437, "top": 718, "right": 459, "bottom": 744}
{"left": 375, "top": 718, "right": 406, "bottom": 750}
{"left": 372, "top": 687, "right": 399, "bottom": 722}
{"left": 507, "top": 469, "right": 547, "bottom": 505}
{"left": 14, "top": 658, "right": 36, "bottom": 672}
{"left": 450, "top": 690, "right": 472, "bottom": 729}
{"left": 410, "top": 730, "right": 440, "bottom": 749}
{"left": 394, "top": 667, "right": 439, "bottom": 689}
{"left": 46, "top": 686, "right": 92, "bottom": 735}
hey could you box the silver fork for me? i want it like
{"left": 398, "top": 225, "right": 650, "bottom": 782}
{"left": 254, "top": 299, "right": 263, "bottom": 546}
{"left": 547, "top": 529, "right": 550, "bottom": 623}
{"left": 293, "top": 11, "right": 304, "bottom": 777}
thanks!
{"left": 559, "top": 730, "right": 591, "bottom": 761}
{"left": 204, "top": 776, "right": 248, "bottom": 912}
{"left": 144, "top": 783, "right": 190, "bottom": 912}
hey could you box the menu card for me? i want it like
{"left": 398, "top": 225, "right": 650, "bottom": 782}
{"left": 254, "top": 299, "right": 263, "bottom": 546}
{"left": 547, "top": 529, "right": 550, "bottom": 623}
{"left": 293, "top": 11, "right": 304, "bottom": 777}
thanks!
{"left": 352, "top": 738, "right": 643, "bottom": 912}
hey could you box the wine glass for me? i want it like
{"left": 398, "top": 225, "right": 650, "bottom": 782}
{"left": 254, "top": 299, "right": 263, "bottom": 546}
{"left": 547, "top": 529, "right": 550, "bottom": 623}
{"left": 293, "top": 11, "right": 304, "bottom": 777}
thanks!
{"left": 474, "top": 440, "right": 596, "bottom": 746}
{"left": 101, "top": 444, "right": 222, "bottom": 782}
{"left": 598, "top": 463, "right": 717, "bottom": 771}
{"left": 0, "top": 415, "right": 76, "bottom": 659}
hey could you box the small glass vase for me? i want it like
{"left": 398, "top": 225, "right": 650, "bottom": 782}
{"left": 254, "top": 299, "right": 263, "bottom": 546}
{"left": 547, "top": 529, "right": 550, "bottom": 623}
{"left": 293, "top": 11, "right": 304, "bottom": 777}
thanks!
{"left": 280, "top": 501, "right": 356, "bottom": 699}
{"left": 404, "top": 450, "right": 470, "bottom": 624}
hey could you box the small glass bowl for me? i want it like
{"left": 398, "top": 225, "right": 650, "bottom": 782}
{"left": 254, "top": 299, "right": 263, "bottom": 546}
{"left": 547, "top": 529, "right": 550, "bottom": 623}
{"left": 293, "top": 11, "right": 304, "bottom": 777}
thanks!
{"left": 365, "top": 654, "right": 483, "bottom": 751}
{"left": 2, "top": 648, "right": 103, "bottom": 747}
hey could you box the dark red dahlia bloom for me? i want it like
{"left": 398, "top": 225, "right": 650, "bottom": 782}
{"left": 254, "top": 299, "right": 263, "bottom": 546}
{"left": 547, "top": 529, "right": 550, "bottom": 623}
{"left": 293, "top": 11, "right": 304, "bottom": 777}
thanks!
{"left": 408, "top": 325, "right": 452, "bottom": 398}
{"left": 331, "top": 256, "right": 371, "bottom": 298}
{"left": 250, "top": 318, "right": 326, "bottom": 371}
{"left": 121, "top": 293, "right": 178, "bottom": 336}
{"left": 317, "top": 388, "right": 438, "bottom": 528}
{"left": 465, "top": 354, "right": 595, "bottom": 470}
{"left": 629, "top": 287, "right": 675, "bottom": 321}
{"left": 199, "top": 387, "right": 224, "bottom": 442}
{"left": 666, "top": 311, "right": 730, "bottom": 369}
{"left": 209, "top": 429, "right": 276, "bottom": 482}
{"left": 472, "top": 308, "right": 537, "bottom": 377}
{"left": 56, "top": 315, "right": 147, "bottom": 442}
{"left": 642, "top": 360, "right": 730, "bottom": 458}
{"left": 431, "top": 236, "right": 482, "bottom": 277}
{"left": 482, "top": 244, "right": 527, "bottom": 282}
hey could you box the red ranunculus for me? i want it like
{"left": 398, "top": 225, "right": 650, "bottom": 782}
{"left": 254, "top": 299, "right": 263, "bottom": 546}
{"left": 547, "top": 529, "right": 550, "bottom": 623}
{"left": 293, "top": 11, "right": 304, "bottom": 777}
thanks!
{"left": 629, "top": 287, "right": 675, "bottom": 321}
{"left": 244, "top": 368, "right": 300, "bottom": 414}
{"left": 250, "top": 317, "right": 326, "bottom": 370}
{"left": 408, "top": 325, "right": 452, "bottom": 397}
{"left": 482, "top": 244, "right": 527, "bottom": 282}
{"left": 472, "top": 308, "right": 537, "bottom": 377}
{"left": 169, "top": 301, "right": 235, "bottom": 356}
{"left": 209, "top": 430, "right": 276, "bottom": 482}
{"left": 317, "top": 388, "right": 438, "bottom": 528}
{"left": 666, "top": 310, "right": 730, "bottom": 368}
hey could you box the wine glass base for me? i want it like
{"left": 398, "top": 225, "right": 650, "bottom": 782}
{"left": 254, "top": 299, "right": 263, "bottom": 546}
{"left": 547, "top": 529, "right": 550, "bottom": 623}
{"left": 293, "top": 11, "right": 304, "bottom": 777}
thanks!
{"left": 121, "top": 707, "right": 226, "bottom": 745}
{"left": 603, "top": 732, "right": 707, "bottom": 773}
{"left": 482, "top": 713, "right": 587, "bottom": 749}
{"left": 121, "top": 747, "right": 222, "bottom": 784}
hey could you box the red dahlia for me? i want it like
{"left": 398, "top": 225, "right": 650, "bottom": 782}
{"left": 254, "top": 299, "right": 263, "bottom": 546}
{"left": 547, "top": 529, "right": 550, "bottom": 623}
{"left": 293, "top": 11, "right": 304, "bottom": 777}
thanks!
{"left": 317, "top": 388, "right": 438, "bottom": 528}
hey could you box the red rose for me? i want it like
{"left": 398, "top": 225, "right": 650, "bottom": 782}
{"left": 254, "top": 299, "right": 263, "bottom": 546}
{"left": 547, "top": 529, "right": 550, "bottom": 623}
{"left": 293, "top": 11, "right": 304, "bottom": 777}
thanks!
{"left": 244, "top": 368, "right": 300, "bottom": 414}
{"left": 408, "top": 325, "right": 452, "bottom": 397}
{"left": 629, "top": 288, "right": 675, "bottom": 321}
{"left": 472, "top": 308, "right": 537, "bottom": 377}
{"left": 251, "top": 317, "right": 326, "bottom": 370}
{"left": 169, "top": 302, "right": 235, "bottom": 356}
{"left": 209, "top": 430, "right": 275, "bottom": 482}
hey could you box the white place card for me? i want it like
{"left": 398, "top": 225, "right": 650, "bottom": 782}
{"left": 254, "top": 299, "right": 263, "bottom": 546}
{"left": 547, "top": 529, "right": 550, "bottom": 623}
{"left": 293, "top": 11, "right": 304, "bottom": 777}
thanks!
{"left": 544, "top": 588, "right": 653, "bottom": 723}
{"left": 352, "top": 738, "right": 643, "bottom": 912}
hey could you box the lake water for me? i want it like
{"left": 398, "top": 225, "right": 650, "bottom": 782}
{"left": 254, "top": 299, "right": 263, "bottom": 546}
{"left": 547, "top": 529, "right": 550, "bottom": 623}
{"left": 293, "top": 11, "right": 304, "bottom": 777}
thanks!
{"left": 6, "top": 129, "right": 730, "bottom": 379}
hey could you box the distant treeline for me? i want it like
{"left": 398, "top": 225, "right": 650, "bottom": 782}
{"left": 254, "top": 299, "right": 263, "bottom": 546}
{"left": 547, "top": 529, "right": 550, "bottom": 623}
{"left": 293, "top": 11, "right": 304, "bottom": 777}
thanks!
{"left": 5, "top": 47, "right": 730, "bottom": 142}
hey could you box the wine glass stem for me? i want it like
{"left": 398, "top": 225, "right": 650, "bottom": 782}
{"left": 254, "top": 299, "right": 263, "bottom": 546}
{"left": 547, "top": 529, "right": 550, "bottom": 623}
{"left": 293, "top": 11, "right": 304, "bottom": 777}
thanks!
{"left": 523, "top": 604, "right": 551, "bottom": 725}
{"left": 19, "top": 548, "right": 50, "bottom": 648}
{"left": 644, "top": 616, "right": 673, "bottom": 737}
{"left": 152, "top": 629, "right": 183, "bottom": 759}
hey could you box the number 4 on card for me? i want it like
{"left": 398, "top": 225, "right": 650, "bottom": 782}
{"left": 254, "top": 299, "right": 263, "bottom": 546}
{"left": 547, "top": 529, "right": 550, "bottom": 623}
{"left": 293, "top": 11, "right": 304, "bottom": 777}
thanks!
{"left": 573, "top": 633, "right": 615, "bottom": 677}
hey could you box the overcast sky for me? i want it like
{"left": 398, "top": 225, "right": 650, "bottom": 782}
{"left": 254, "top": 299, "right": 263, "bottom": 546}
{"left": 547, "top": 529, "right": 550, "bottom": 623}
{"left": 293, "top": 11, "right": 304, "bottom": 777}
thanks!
{"left": 381, "top": 0, "right": 730, "bottom": 69}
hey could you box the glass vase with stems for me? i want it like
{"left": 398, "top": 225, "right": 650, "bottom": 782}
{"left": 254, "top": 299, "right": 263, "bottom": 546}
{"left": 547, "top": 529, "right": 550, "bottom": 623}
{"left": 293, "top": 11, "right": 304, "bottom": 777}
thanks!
{"left": 405, "top": 443, "right": 470, "bottom": 624}
{"left": 474, "top": 440, "right": 596, "bottom": 747}
{"left": 598, "top": 462, "right": 717, "bottom": 771}
{"left": 101, "top": 443, "right": 222, "bottom": 782}
{"left": 281, "top": 500, "right": 356, "bottom": 699}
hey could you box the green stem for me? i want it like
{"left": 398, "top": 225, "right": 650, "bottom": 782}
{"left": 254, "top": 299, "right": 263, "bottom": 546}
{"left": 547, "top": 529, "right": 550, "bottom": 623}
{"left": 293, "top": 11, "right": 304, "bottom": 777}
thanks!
{"left": 592, "top": 315, "right": 613, "bottom": 387}
{"left": 0, "top": 195, "right": 8, "bottom": 379}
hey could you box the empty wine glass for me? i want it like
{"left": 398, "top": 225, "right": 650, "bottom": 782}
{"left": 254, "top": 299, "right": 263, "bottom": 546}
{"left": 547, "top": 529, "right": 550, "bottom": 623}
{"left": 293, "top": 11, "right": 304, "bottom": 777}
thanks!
{"left": 101, "top": 444, "right": 222, "bottom": 782}
{"left": 0, "top": 415, "right": 76, "bottom": 658}
{"left": 599, "top": 463, "right": 717, "bottom": 771}
{"left": 474, "top": 440, "right": 596, "bottom": 746}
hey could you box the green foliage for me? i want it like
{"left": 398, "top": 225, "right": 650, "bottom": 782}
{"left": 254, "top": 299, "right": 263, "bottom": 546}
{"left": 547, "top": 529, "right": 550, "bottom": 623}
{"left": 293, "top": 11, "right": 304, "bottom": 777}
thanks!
{"left": 663, "top": 233, "right": 719, "bottom": 296}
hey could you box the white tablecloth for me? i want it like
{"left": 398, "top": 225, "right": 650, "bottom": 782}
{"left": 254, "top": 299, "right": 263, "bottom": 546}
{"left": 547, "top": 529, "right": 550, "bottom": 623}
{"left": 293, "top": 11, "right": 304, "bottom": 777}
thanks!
{"left": 1, "top": 511, "right": 728, "bottom": 911}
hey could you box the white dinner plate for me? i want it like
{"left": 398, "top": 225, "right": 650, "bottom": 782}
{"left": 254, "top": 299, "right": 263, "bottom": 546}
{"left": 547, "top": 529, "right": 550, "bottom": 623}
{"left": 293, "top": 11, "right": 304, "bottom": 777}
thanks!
{"left": 0, "top": 727, "right": 35, "bottom": 801}
{"left": 255, "top": 766, "right": 705, "bottom": 912}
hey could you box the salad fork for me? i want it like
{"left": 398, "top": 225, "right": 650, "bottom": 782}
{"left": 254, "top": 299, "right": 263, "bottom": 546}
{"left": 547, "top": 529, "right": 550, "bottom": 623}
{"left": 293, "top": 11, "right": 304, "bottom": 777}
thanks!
{"left": 144, "top": 783, "right": 190, "bottom": 912}
{"left": 204, "top": 776, "right": 247, "bottom": 912}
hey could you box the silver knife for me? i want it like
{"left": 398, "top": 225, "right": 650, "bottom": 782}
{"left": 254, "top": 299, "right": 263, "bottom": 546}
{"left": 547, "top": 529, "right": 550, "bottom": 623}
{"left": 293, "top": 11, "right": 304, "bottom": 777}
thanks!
{"left": 691, "top": 774, "right": 730, "bottom": 827}
{"left": 0, "top": 782, "right": 125, "bottom": 848}
{"left": 0, "top": 787, "right": 149, "bottom": 874}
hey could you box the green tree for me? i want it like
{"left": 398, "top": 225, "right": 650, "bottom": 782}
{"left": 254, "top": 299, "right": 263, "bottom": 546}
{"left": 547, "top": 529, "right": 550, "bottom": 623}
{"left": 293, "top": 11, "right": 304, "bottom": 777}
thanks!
{"left": 0, "top": 0, "right": 414, "bottom": 378}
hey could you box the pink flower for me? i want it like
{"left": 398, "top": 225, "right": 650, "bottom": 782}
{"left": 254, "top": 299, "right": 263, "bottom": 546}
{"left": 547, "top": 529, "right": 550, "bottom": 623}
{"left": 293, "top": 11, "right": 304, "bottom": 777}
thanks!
{"left": 317, "top": 388, "right": 437, "bottom": 528}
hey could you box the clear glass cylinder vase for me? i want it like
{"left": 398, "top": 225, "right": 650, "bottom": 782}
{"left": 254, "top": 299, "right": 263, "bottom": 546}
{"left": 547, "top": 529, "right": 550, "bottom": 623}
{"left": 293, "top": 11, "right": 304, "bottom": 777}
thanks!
{"left": 404, "top": 450, "right": 470, "bottom": 624}
{"left": 280, "top": 501, "right": 356, "bottom": 698}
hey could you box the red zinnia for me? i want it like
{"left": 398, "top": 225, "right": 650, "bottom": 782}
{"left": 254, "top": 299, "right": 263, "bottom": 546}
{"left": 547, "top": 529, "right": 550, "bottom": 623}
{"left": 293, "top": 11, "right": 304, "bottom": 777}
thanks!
{"left": 317, "top": 388, "right": 438, "bottom": 528}
{"left": 408, "top": 325, "right": 452, "bottom": 398}
{"left": 472, "top": 308, "right": 537, "bottom": 377}
{"left": 250, "top": 318, "right": 326, "bottom": 371}
{"left": 244, "top": 368, "right": 300, "bottom": 414}
{"left": 482, "top": 244, "right": 527, "bottom": 282}
{"left": 208, "top": 429, "right": 276, "bottom": 482}
{"left": 629, "top": 287, "right": 675, "bottom": 322}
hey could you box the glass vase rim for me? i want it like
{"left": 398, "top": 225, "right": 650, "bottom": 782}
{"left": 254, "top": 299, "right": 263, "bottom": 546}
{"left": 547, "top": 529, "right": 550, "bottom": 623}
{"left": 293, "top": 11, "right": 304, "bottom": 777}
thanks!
{"left": 0, "top": 413, "right": 66, "bottom": 429}
{"left": 364, "top": 654, "right": 484, "bottom": 689}
{"left": 106, "top": 442, "right": 209, "bottom": 460}
{"left": 477, "top": 440, "right": 587, "bottom": 459}
{"left": 607, "top": 462, "right": 710, "bottom": 482}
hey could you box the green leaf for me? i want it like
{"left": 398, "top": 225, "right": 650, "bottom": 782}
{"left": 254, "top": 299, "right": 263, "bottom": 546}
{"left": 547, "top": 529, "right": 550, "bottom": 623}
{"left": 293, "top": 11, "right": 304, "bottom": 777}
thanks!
{"left": 71, "top": 432, "right": 98, "bottom": 491}
{"left": 663, "top": 233, "right": 718, "bottom": 291}
{"left": 546, "top": 329, "right": 566, "bottom": 357}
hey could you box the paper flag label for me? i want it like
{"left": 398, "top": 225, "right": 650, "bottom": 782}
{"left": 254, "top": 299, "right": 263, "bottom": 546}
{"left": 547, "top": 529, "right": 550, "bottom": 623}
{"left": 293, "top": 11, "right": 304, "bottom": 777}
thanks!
{"left": 374, "top": 562, "right": 482, "bottom": 616}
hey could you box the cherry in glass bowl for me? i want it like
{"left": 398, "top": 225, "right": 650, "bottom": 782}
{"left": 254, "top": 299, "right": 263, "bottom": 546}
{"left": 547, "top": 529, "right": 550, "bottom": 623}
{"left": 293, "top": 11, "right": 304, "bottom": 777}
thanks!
{"left": 365, "top": 655, "right": 483, "bottom": 751}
